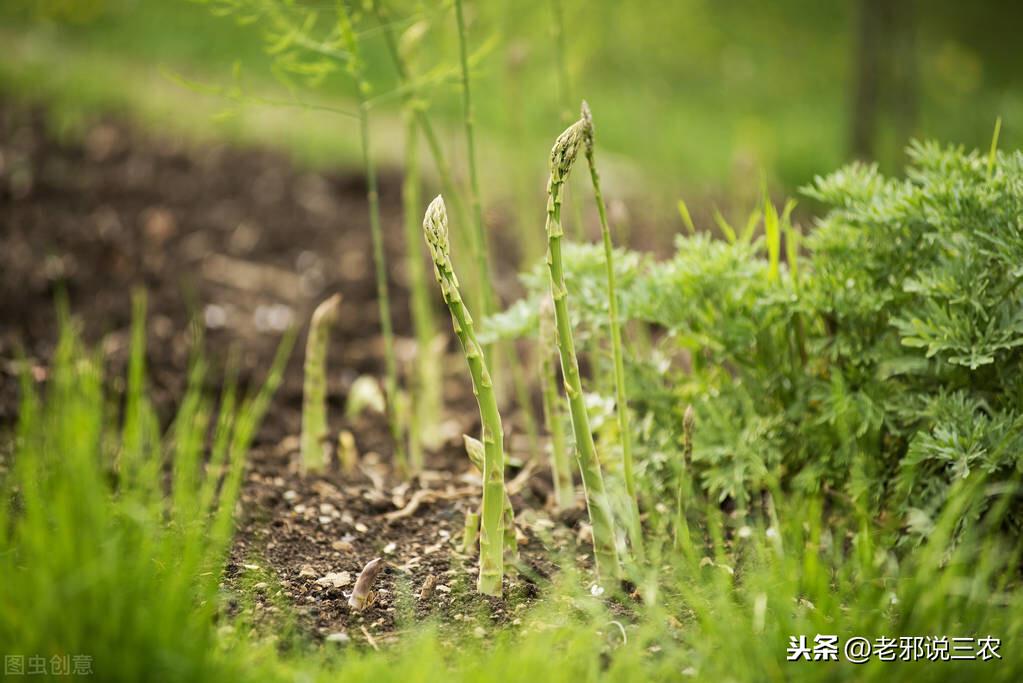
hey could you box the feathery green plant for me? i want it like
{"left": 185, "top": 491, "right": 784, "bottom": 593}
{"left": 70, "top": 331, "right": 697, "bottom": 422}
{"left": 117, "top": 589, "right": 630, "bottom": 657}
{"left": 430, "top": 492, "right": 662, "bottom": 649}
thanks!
{"left": 580, "top": 101, "right": 643, "bottom": 559}
{"left": 544, "top": 118, "right": 621, "bottom": 582}
{"left": 423, "top": 195, "right": 506, "bottom": 596}
{"left": 301, "top": 293, "right": 341, "bottom": 473}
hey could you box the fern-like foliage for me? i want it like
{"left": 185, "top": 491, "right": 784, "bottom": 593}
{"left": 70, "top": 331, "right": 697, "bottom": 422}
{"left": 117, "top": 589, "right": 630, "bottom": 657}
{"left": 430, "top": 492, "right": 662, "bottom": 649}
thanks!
{"left": 492, "top": 141, "right": 1023, "bottom": 538}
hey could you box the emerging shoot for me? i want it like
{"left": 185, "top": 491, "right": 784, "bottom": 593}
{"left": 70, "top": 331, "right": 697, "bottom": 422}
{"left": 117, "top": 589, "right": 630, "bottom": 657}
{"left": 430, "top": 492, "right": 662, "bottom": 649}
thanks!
{"left": 423, "top": 195, "right": 506, "bottom": 596}
{"left": 301, "top": 293, "right": 341, "bottom": 473}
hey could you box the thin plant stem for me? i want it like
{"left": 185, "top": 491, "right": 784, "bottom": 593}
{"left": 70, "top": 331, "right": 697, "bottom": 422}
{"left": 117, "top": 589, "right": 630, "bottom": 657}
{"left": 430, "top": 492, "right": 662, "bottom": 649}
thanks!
{"left": 539, "top": 299, "right": 574, "bottom": 510}
{"left": 581, "top": 102, "right": 644, "bottom": 560}
{"left": 401, "top": 112, "right": 439, "bottom": 467}
{"left": 454, "top": 0, "right": 496, "bottom": 340}
{"left": 339, "top": 8, "right": 406, "bottom": 474}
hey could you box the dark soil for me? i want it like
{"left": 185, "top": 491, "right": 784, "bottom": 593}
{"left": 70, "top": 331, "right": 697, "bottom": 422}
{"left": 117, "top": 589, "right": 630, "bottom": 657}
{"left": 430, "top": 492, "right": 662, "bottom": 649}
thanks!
{"left": 0, "top": 101, "right": 586, "bottom": 648}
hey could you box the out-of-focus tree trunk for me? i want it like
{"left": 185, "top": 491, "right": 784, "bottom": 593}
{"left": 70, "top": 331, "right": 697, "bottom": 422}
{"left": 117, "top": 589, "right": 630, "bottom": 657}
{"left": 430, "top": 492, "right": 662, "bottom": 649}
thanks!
{"left": 851, "top": 0, "right": 884, "bottom": 160}
{"left": 850, "top": 0, "right": 918, "bottom": 161}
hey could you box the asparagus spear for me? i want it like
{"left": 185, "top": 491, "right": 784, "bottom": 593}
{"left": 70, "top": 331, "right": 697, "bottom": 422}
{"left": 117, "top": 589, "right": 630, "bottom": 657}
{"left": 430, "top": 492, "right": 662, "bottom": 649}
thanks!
{"left": 423, "top": 195, "right": 506, "bottom": 596}
{"left": 301, "top": 294, "right": 341, "bottom": 473}
{"left": 543, "top": 120, "right": 621, "bottom": 583}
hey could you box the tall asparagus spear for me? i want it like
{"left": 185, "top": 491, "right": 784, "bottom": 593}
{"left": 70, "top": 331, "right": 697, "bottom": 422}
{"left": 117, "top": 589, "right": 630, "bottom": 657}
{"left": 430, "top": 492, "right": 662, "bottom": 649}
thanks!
{"left": 301, "top": 294, "right": 341, "bottom": 473}
{"left": 423, "top": 195, "right": 506, "bottom": 596}
{"left": 543, "top": 120, "right": 621, "bottom": 583}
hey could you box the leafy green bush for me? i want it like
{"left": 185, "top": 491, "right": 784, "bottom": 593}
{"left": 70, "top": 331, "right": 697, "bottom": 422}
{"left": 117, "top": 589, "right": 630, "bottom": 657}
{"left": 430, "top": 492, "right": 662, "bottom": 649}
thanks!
{"left": 488, "top": 141, "right": 1023, "bottom": 539}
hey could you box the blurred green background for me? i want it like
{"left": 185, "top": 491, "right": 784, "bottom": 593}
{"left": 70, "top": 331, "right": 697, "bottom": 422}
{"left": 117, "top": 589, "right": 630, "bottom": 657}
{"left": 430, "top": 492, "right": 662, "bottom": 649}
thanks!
{"left": 2, "top": 0, "right": 1020, "bottom": 218}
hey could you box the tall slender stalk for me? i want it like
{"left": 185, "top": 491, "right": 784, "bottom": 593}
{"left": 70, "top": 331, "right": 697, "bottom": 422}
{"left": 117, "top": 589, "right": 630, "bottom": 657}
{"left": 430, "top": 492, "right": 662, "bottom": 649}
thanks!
{"left": 301, "top": 293, "right": 341, "bottom": 473}
{"left": 539, "top": 299, "right": 574, "bottom": 511}
{"left": 544, "top": 120, "right": 621, "bottom": 583}
{"left": 453, "top": 0, "right": 496, "bottom": 336}
{"left": 338, "top": 9, "right": 406, "bottom": 474}
{"left": 580, "top": 102, "right": 644, "bottom": 559}
{"left": 424, "top": 196, "right": 505, "bottom": 596}
{"left": 401, "top": 111, "right": 439, "bottom": 469}
{"left": 675, "top": 405, "right": 695, "bottom": 552}
{"left": 373, "top": 5, "right": 476, "bottom": 285}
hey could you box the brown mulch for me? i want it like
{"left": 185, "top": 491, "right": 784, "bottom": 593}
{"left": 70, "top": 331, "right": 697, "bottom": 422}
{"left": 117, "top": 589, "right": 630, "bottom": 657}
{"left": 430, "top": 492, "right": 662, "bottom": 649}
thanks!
{"left": 0, "top": 100, "right": 588, "bottom": 648}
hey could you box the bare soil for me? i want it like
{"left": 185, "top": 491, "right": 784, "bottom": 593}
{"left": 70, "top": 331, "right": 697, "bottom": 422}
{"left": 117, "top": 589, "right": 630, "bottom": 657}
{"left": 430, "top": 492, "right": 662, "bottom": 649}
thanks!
{"left": 0, "top": 101, "right": 589, "bottom": 648}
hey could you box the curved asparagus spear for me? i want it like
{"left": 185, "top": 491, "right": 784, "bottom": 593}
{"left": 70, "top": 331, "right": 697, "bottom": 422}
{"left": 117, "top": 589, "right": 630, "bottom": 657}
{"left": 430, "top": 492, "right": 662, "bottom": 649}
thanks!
{"left": 301, "top": 294, "right": 341, "bottom": 472}
{"left": 544, "top": 121, "right": 621, "bottom": 582}
{"left": 580, "top": 101, "right": 645, "bottom": 559}
{"left": 423, "top": 196, "right": 505, "bottom": 596}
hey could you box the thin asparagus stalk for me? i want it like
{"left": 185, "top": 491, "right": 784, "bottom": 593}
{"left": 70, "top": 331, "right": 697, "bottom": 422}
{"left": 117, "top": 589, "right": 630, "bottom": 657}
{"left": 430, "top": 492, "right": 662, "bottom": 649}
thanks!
{"left": 453, "top": 0, "right": 497, "bottom": 334}
{"left": 539, "top": 298, "right": 574, "bottom": 511}
{"left": 401, "top": 111, "right": 440, "bottom": 469}
{"left": 423, "top": 195, "right": 505, "bottom": 596}
{"left": 464, "top": 434, "right": 518, "bottom": 563}
{"left": 338, "top": 8, "right": 406, "bottom": 474}
{"left": 301, "top": 294, "right": 341, "bottom": 473}
{"left": 544, "top": 120, "right": 621, "bottom": 582}
{"left": 580, "top": 101, "right": 645, "bottom": 559}
{"left": 675, "top": 405, "right": 695, "bottom": 552}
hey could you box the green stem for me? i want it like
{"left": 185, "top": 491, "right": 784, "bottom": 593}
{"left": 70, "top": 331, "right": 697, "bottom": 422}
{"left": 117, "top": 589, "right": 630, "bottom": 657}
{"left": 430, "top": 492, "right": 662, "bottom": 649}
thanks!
{"left": 545, "top": 121, "right": 621, "bottom": 583}
{"left": 539, "top": 300, "right": 574, "bottom": 510}
{"left": 359, "top": 99, "right": 405, "bottom": 475}
{"left": 301, "top": 294, "right": 341, "bottom": 473}
{"left": 454, "top": 0, "right": 496, "bottom": 341}
{"left": 340, "top": 5, "right": 406, "bottom": 475}
{"left": 424, "top": 196, "right": 505, "bottom": 596}
{"left": 401, "top": 113, "right": 439, "bottom": 468}
{"left": 675, "top": 405, "right": 695, "bottom": 553}
{"left": 581, "top": 102, "right": 644, "bottom": 560}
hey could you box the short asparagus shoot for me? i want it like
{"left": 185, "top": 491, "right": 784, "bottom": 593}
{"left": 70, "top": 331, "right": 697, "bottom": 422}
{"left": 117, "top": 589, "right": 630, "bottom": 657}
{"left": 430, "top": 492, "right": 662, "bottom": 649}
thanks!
{"left": 423, "top": 195, "right": 506, "bottom": 596}
{"left": 301, "top": 294, "right": 341, "bottom": 473}
{"left": 580, "top": 101, "right": 645, "bottom": 559}
{"left": 348, "top": 557, "right": 385, "bottom": 611}
{"left": 544, "top": 120, "right": 621, "bottom": 583}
